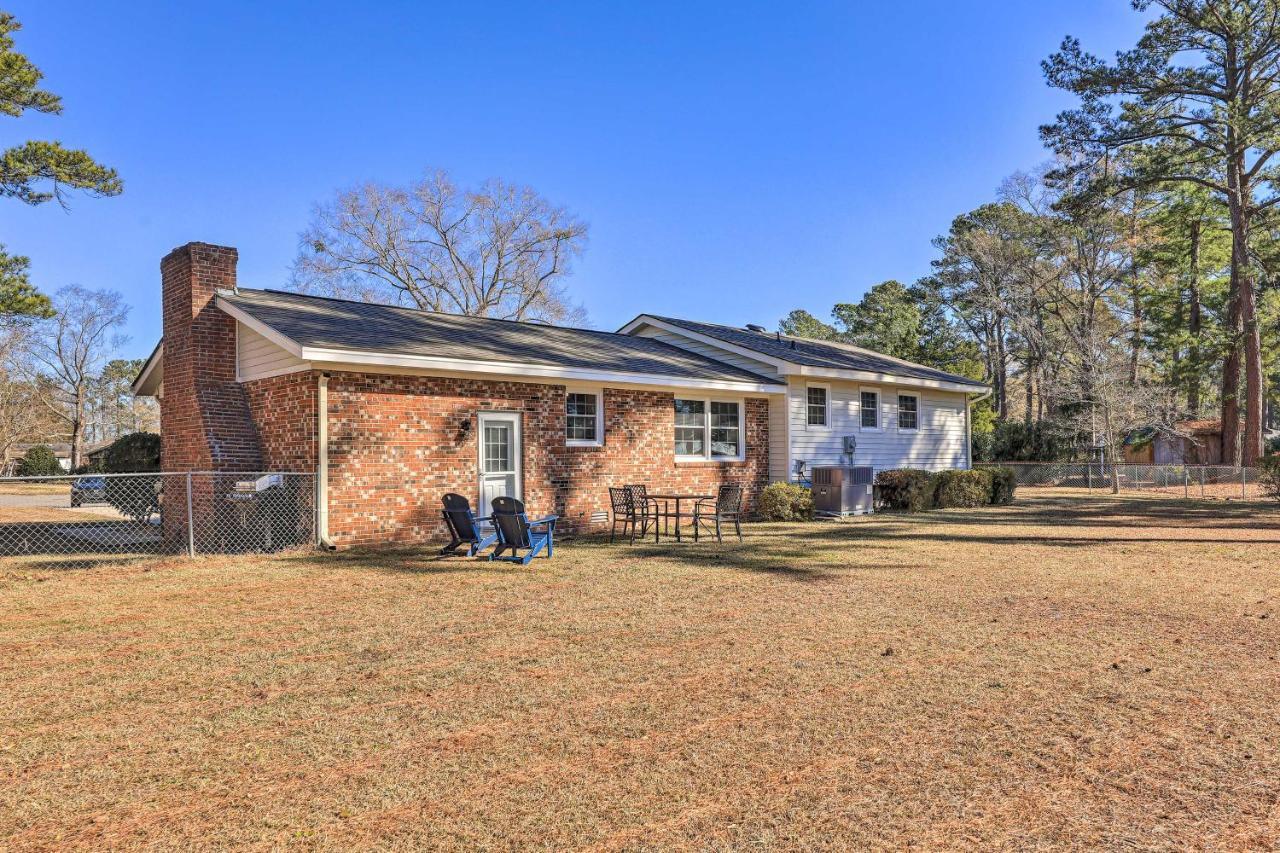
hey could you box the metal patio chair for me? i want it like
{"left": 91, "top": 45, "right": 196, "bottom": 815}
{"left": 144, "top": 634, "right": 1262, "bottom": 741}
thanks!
{"left": 439, "top": 493, "right": 497, "bottom": 556}
{"left": 489, "top": 496, "right": 557, "bottom": 565}
{"left": 692, "top": 483, "right": 744, "bottom": 543}
{"left": 609, "top": 485, "right": 658, "bottom": 544}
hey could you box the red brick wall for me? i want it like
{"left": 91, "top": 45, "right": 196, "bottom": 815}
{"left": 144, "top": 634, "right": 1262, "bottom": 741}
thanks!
{"left": 322, "top": 371, "right": 770, "bottom": 547}
{"left": 243, "top": 371, "right": 319, "bottom": 471}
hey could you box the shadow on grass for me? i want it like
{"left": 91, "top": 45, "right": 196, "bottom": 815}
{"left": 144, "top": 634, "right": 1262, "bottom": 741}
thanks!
{"left": 283, "top": 492, "right": 1280, "bottom": 583}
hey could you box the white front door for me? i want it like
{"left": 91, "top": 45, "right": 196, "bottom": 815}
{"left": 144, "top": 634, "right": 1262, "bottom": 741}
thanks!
{"left": 478, "top": 412, "right": 521, "bottom": 518}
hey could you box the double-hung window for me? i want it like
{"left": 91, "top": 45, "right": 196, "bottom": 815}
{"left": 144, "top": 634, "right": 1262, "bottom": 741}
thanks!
{"left": 897, "top": 394, "right": 919, "bottom": 430}
{"left": 566, "top": 390, "right": 603, "bottom": 446}
{"left": 860, "top": 390, "right": 880, "bottom": 429}
{"left": 675, "top": 398, "right": 743, "bottom": 460}
{"left": 806, "top": 385, "right": 828, "bottom": 427}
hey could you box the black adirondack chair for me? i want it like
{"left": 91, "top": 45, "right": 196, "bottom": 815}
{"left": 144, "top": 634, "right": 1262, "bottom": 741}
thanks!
{"left": 439, "top": 493, "right": 497, "bottom": 556}
{"left": 489, "top": 496, "right": 557, "bottom": 565}
{"left": 692, "top": 483, "right": 744, "bottom": 543}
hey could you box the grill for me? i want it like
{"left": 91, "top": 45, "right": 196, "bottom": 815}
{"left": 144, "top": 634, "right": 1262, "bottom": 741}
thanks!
{"left": 811, "top": 466, "right": 875, "bottom": 516}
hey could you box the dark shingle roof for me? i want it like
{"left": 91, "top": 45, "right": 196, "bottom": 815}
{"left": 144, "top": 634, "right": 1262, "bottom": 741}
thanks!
{"left": 645, "top": 315, "right": 987, "bottom": 389}
{"left": 220, "top": 289, "right": 782, "bottom": 387}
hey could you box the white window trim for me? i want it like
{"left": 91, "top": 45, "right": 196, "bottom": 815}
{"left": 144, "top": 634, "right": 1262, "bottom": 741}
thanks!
{"left": 674, "top": 396, "right": 747, "bottom": 463}
{"left": 897, "top": 392, "right": 920, "bottom": 432}
{"left": 805, "top": 382, "right": 830, "bottom": 429}
{"left": 859, "top": 387, "right": 881, "bottom": 432}
{"left": 565, "top": 387, "right": 604, "bottom": 447}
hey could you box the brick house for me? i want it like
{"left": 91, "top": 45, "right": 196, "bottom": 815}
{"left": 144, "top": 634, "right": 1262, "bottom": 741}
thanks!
{"left": 133, "top": 242, "right": 986, "bottom": 548}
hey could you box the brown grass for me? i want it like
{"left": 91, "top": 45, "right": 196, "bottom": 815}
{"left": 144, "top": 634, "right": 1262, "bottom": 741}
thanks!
{"left": 2, "top": 491, "right": 1278, "bottom": 850}
{"left": 0, "top": 482, "right": 73, "bottom": 496}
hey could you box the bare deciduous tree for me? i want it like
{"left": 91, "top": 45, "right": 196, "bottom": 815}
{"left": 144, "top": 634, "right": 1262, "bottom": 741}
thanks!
{"left": 23, "top": 286, "right": 128, "bottom": 468}
{"left": 295, "top": 170, "right": 588, "bottom": 323}
{"left": 0, "top": 324, "right": 55, "bottom": 468}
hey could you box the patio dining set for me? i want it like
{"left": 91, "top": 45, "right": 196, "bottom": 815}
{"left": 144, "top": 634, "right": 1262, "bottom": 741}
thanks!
{"left": 435, "top": 482, "right": 745, "bottom": 566}
{"left": 607, "top": 483, "right": 744, "bottom": 545}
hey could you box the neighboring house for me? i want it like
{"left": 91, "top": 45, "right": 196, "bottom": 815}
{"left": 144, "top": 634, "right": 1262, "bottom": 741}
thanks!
{"left": 619, "top": 316, "right": 988, "bottom": 482}
{"left": 132, "top": 242, "right": 988, "bottom": 548}
{"left": 3, "top": 443, "right": 73, "bottom": 475}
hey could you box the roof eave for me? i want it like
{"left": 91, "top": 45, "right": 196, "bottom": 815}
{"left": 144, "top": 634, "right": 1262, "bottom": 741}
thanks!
{"left": 298, "top": 345, "right": 785, "bottom": 394}
{"left": 789, "top": 364, "right": 989, "bottom": 394}
{"left": 131, "top": 340, "right": 164, "bottom": 397}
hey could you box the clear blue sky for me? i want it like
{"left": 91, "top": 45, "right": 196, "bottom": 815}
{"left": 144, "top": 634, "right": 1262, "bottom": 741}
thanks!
{"left": 3, "top": 1, "right": 1145, "bottom": 361}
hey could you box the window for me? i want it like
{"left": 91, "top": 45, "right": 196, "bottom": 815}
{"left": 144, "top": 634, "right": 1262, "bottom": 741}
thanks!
{"left": 566, "top": 390, "right": 602, "bottom": 446}
{"left": 898, "top": 394, "right": 919, "bottom": 430}
{"left": 806, "top": 385, "right": 828, "bottom": 426}
{"left": 674, "top": 399, "right": 705, "bottom": 456}
{"left": 860, "top": 390, "right": 880, "bottom": 429}
{"left": 675, "top": 398, "right": 743, "bottom": 460}
{"left": 483, "top": 424, "right": 512, "bottom": 472}
{"left": 710, "top": 401, "right": 741, "bottom": 457}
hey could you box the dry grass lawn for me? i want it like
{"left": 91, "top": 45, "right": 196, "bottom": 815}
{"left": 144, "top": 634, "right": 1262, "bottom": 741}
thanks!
{"left": 2, "top": 491, "right": 1278, "bottom": 850}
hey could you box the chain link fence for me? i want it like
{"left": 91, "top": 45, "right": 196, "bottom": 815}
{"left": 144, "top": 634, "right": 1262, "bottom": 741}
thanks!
{"left": 976, "top": 462, "right": 1272, "bottom": 501}
{"left": 0, "top": 471, "right": 316, "bottom": 570}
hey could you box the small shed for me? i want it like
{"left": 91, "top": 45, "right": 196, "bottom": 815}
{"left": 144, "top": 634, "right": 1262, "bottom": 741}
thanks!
{"left": 1153, "top": 420, "right": 1223, "bottom": 465}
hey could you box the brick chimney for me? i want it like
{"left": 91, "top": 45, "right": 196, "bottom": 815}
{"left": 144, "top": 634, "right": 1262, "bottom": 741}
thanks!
{"left": 159, "top": 242, "right": 263, "bottom": 473}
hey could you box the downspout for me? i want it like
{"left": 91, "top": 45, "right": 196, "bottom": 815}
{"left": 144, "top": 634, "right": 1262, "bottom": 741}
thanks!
{"left": 966, "top": 388, "right": 993, "bottom": 469}
{"left": 317, "top": 372, "right": 336, "bottom": 550}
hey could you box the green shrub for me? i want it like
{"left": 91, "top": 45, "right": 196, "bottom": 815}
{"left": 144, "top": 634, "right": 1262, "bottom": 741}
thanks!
{"left": 934, "top": 469, "right": 992, "bottom": 508}
{"left": 17, "top": 445, "right": 63, "bottom": 477}
{"left": 1259, "top": 456, "right": 1280, "bottom": 501}
{"left": 875, "top": 469, "right": 937, "bottom": 512}
{"left": 104, "top": 432, "right": 161, "bottom": 473}
{"left": 987, "top": 466, "right": 1017, "bottom": 505}
{"left": 104, "top": 475, "right": 162, "bottom": 522}
{"left": 757, "top": 482, "right": 815, "bottom": 521}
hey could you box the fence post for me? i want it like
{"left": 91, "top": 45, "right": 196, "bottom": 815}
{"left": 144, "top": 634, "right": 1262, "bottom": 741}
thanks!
{"left": 185, "top": 472, "right": 195, "bottom": 558}
{"left": 1200, "top": 466, "right": 1205, "bottom": 500}
{"left": 1242, "top": 466, "right": 1248, "bottom": 500}
{"left": 1184, "top": 468, "right": 1189, "bottom": 499}
{"left": 1087, "top": 465, "right": 1092, "bottom": 493}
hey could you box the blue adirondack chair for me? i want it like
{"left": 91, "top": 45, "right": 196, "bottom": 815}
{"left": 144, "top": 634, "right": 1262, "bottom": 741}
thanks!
{"left": 489, "top": 496, "right": 557, "bottom": 565}
{"left": 439, "top": 493, "right": 498, "bottom": 556}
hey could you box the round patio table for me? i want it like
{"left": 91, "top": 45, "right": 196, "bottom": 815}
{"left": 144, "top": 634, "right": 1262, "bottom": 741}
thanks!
{"left": 644, "top": 492, "right": 713, "bottom": 542}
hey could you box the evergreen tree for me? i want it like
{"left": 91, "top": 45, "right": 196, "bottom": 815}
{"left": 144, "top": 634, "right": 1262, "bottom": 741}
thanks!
{"left": 0, "top": 13, "right": 121, "bottom": 319}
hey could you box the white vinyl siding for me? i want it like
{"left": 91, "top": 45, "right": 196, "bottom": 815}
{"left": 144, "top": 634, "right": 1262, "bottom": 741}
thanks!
{"left": 786, "top": 378, "right": 969, "bottom": 477}
{"left": 237, "top": 322, "right": 306, "bottom": 380}
{"left": 768, "top": 394, "right": 790, "bottom": 483}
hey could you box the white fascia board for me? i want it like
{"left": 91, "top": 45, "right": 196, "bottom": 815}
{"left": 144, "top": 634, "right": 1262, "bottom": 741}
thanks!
{"left": 131, "top": 342, "right": 163, "bottom": 397}
{"left": 215, "top": 297, "right": 306, "bottom": 357}
{"left": 618, "top": 315, "right": 792, "bottom": 369}
{"left": 299, "top": 346, "right": 785, "bottom": 394}
{"left": 789, "top": 364, "right": 989, "bottom": 394}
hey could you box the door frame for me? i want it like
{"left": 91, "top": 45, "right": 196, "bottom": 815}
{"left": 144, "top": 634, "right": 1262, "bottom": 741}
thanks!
{"left": 477, "top": 410, "right": 523, "bottom": 514}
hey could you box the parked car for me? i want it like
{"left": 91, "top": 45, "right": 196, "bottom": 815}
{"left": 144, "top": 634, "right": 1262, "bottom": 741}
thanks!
{"left": 70, "top": 476, "right": 107, "bottom": 507}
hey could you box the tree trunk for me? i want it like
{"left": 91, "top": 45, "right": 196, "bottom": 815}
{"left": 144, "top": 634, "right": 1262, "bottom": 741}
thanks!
{"left": 70, "top": 399, "right": 85, "bottom": 471}
{"left": 995, "top": 318, "right": 1008, "bottom": 420}
{"left": 1024, "top": 360, "right": 1034, "bottom": 424}
{"left": 1242, "top": 278, "right": 1264, "bottom": 465}
{"left": 1187, "top": 218, "right": 1202, "bottom": 416}
{"left": 1222, "top": 182, "right": 1247, "bottom": 466}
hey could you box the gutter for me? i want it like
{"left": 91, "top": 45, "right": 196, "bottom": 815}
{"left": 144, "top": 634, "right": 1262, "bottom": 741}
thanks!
{"left": 966, "top": 388, "right": 993, "bottom": 469}
{"left": 317, "top": 372, "right": 336, "bottom": 550}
